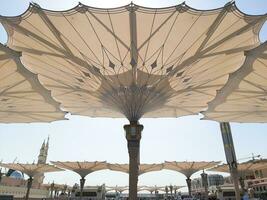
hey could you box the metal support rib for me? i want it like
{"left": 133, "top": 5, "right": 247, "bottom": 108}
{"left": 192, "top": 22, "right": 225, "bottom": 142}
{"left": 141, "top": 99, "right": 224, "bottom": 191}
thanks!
{"left": 129, "top": 3, "right": 138, "bottom": 83}
{"left": 220, "top": 122, "right": 241, "bottom": 200}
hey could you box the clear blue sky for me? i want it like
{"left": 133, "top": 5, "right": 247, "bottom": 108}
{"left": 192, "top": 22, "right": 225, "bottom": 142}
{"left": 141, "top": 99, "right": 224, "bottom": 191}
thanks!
{"left": 0, "top": 0, "right": 266, "bottom": 191}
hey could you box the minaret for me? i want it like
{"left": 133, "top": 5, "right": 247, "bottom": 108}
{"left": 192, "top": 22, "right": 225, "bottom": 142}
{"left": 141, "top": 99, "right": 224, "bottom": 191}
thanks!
{"left": 38, "top": 140, "right": 47, "bottom": 164}
{"left": 45, "top": 137, "right": 49, "bottom": 159}
{"left": 33, "top": 137, "right": 49, "bottom": 187}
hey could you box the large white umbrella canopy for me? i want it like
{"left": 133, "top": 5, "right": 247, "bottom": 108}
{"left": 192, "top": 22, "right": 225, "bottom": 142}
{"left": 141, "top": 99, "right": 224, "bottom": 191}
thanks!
{"left": 209, "top": 160, "right": 267, "bottom": 177}
{"left": 0, "top": 163, "right": 63, "bottom": 200}
{"left": 51, "top": 161, "right": 108, "bottom": 197}
{"left": 0, "top": 163, "right": 63, "bottom": 177}
{"left": 0, "top": 43, "right": 65, "bottom": 122}
{"left": 51, "top": 161, "right": 108, "bottom": 178}
{"left": 164, "top": 161, "right": 220, "bottom": 196}
{"left": 0, "top": 2, "right": 265, "bottom": 121}
{"left": 1, "top": 2, "right": 266, "bottom": 199}
{"left": 164, "top": 161, "right": 220, "bottom": 178}
{"left": 204, "top": 41, "right": 267, "bottom": 122}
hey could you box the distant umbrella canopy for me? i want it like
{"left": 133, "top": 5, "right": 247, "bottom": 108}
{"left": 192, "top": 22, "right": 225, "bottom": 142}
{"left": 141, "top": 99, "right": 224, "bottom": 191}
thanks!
{"left": 0, "top": 163, "right": 62, "bottom": 177}
{"left": 0, "top": 2, "right": 266, "bottom": 121}
{"left": 142, "top": 185, "right": 184, "bottom": 193}
{"left": 209, "top": 160, "right": 267, "bottom": 177}
{"left": 108, "top": 163, "right": 164, "bottom": 175}
{"left": 106, "top": 186, "right": 128, "bottom": 193}
{"left": 204, "top": 42, "right": 267, "bottom": 122}
{"left": 51, "top": 161, "right": 108, "bottom": 177}
{"left": 164, "top": 161, "right": 220, "bottom": 178}
{"left": 0, "top": 43, "right": 65, "bottom": 123}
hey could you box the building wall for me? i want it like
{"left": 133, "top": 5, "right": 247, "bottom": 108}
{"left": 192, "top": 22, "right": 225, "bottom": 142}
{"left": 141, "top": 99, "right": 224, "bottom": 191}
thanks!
{"left": 0, "top": 177, "right": 26, "bottom": 187}
{"left": 192, "top": 174, "right": 224, "bottom": 191}
{"left": 0, "top": 185, "right": 49, "bottom": 198}
{"left": 254, "top": 168, "right": 267, "bottom": 179}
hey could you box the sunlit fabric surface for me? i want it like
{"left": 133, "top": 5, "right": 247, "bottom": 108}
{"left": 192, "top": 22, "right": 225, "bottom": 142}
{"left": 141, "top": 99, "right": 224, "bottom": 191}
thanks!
{"left": 1, "top": 2, "right": 266, "bottom": 121}
{"left": 51, "top": 161, "right": 107, "bottom": 178}
{"left": 164, "top": 161, "right": 220, "bottom": 178}
{"left": 204, "top": 42, "right": 267, "bottom": 122}
{"left": 0, "top": 163, "right": 62, "bottom": 177}
{"left": 0, "top": 43, "right": 65, "bottom": 123}
{"left": 108, "top": 163, "right": 163, "bottom": 175}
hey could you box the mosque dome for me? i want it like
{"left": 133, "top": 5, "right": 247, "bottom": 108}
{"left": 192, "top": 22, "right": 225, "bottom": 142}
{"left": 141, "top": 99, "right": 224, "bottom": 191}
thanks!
{"left": 10, "top": 171, "right": 24, "bottom": 179}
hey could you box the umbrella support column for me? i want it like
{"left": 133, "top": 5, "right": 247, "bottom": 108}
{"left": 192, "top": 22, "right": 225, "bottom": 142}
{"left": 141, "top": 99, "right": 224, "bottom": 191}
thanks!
{"left": 124, "top": 121, "right": 143, "bottom": 200}
{"left": 186, "top": 178, "right": 192, "bottom": 197}
{"left": 220, "top": 122, "right": 241, "bottom": 200}
{"left": 201, "top": 171, "right": 209, "bottom": 200}
{"left": 80, "top": 177, "right": 86, "bottom": 198}
{"left": 25, "top": 177, "right": 33, "bottom": 200}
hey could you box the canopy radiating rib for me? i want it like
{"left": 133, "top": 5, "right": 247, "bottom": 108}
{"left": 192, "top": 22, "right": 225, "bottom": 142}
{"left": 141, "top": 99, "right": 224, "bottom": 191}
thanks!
{"left": 195, "top": 2, "right": 230, "bottom": 54}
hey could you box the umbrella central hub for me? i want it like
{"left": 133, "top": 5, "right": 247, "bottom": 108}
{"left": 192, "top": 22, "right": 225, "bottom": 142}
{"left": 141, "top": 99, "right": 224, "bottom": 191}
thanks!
{"left": 100, "top": 70, "right": 172, "bottom": 121}
{"left": 124, "top": 122, "right": 143, "bottom": 142}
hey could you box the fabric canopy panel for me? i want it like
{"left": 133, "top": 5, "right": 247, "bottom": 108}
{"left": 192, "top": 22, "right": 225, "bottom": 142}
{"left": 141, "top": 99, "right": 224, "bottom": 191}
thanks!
{"left": 204, "top": 42, "right": 267, "bottom": 122}
{"left": 108, "top": 163, "right": 163, "bottom": 175}
{"left": 164, "top": 161, "right": 220, "bottom": 177}
{"left": 209, "top": 160, "right": 267, "bottom": 177}
{"left": 1, "top": 3, "right": 266, "bottom": 121}
{"left": 51, "top": 161, "right": 108, "bottom": 178}
{"left": 0, "top": 163, "right": 62, "bottom": 177}
{"left": 0, "top": 43, "right": 65, "bottom": 123}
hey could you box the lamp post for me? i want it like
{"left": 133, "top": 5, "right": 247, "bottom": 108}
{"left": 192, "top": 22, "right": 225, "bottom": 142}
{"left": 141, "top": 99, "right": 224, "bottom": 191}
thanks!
{"left": 124, "top": 121, "right": 143, "bottom": 200}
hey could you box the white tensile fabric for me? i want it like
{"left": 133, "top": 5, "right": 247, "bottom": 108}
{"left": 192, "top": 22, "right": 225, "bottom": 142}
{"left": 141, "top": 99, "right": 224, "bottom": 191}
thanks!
{"left": 108, "top": 163, "right": 163, "bottom": 175}
{"left": 204, "top": 42, "right": 267, "bottom": 122}
{"left": 51, "top": 161, "right": 107, "bottom": 177}
{"left": 0, "top": 2, "right": 266, "bottom": 121}
{"left": 0, "top": 43, "right": 65, "bottom": 123}
{"left": 0, "top": 163, "right": 62, "bottom": 177}
{"left": 164, "top": 161, "right": 220, "bottom": 177}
